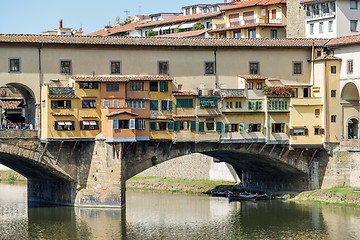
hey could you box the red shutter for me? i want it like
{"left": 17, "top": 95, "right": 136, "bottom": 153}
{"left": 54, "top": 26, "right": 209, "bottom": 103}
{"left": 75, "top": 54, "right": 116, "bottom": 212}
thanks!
{"left": 290, "top": 129, "right": 294, "bottom": 135}
{"left": 304, "top": 128, "right": 309, "bottom": 135}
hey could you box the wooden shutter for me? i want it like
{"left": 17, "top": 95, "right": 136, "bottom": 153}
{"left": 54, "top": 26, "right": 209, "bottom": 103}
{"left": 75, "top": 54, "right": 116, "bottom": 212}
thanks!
{"left": 150, "top": 122, "right": 156, "bottom": 131}
{"left": 304, "top": 128, "right": 309, "bottom": 135}
{"left": 320, "top": 128, "right": 325, "bottom": 135}
{"left": 216, "top": 121, "right": 222, "bottom": 132}
{"left": 224, "top": 123, "right": 229, "bottom": 133}
{"left": 150, "top": 100, "right": 158, "bottom": 110}
{"left": 129, "top": 119, "right": 135, "bottom": 129}
{"left": 239, "top": 123, "right": 244, "bottom": 133}
{"left": 174, "top": 120, "right": 179, "bottom": 131}
{"left": 167, "top": 121, "right": 174, "bottom": 131}
{"left": 290, "top": 129, "right": 294, "bottom": 135}
{"left": 54, "top": 122, "right": 58, "bottom": 130}
{"left": 168, "top": 100, "right": 173, "bottom": 111}
{"left": 198, "top": 121, "right": 205, "bottom": 132}
{"left": 190, "top": 120, "right": 197, "bottom": 132}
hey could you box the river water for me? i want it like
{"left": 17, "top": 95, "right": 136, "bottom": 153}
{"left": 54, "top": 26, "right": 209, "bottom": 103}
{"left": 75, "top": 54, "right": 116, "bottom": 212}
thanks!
{"left": 1, "top": 182, "right": 360, "bottom": 240}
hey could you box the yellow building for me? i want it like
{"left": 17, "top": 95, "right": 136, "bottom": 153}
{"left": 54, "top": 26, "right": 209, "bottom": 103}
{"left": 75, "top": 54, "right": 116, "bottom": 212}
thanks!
{"left": 210, "top": 0, "right": 287, "bottom": 38}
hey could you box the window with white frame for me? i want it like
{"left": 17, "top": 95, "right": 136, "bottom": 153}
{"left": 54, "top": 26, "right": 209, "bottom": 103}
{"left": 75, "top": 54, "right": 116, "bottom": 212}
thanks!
{"left": 113, "top": 100, "right": 119, "bottom": 108}
{"left": 130, "top": 81, "right": 144, "bottom": 91}
{"left": 129, "top": 100, "right": 146, "bottom": 109}
{"left": 80, "top": 121, "right": 99, "bottom": 130}
{"left": 135, "top": 119, "right": 146, "bottom": 130}
{"left": 55, "top": 121, "right": 75, "bottom": 131}
{"left": 103, "top": 100, "right": 110, "bottom": 108}
{"left": 350, "top": 20, "right": 358, "bottom": 32}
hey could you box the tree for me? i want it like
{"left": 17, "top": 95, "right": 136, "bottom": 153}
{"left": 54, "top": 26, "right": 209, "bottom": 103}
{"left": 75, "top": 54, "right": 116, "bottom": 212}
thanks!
{"left": 146, "top": 31, "right": 156, "bottom": 37}
{"left": 192, "top": 23, "right": 205, "bottom": 31}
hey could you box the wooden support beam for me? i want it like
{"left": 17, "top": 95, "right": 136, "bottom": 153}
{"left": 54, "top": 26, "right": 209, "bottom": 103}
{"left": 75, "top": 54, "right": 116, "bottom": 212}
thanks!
{"left": 131, "top": 142, "right": 138, "bottom": 154}
{"left": 247, "top": 143, "right": 253, "bottom": 150}
{"left": 39, "top": 142, "right": 48, "bottom": 162}
{"left": 259, "top": 144, "right": 267, "bottom": 153}
{"left": 115, "top": 143, "right": 120, "bottom": 159}
{"left": 68, "top": 141, "right": 77, "bottom": 163}
{"left": 281, "top": 149, "right": 290, "bottom": 160}
{"left": 112, "top": 143, "right": 116, "bottom": 159}
{"left": 225, "top": 143, "right": 232, "bottom": 149}
{"left": 295, "top": 149, "right": 305, "bottom": 166}
{"left": 308, "top": 149, "right": 318, "bottom": 168}
{"left": 142, "top": 141, "right": 149, "bottom": 155}
{"left": 279, "top": 147, "right": 285, "bottom": 158}
{"left": 269, "top": 144, "right": 276, "bottom": 155}
{"left": 55, "top": 141, "right": 64, "bottom": 165}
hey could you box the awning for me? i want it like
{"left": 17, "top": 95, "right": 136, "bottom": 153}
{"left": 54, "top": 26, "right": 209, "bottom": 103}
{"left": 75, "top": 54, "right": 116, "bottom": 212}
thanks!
{"left": 82, "top": 121, "right": 90, "bottom": 125}
{"left": 178, "top": 22, "right": 196, "bottom": 29}
{"left": 89, "top": 121, "right": 97, "bottom": 125}
{"left": 153, "top": 27, "right": 162, "bottom": 31}
{"left": 57, "top": 122, "right": 65, "bottom": 126}
{"left": 170, "top": 24, "right": 180, "bottom": 29}
{"left": 65, "top": 121, "right": 72, "bottom": 126}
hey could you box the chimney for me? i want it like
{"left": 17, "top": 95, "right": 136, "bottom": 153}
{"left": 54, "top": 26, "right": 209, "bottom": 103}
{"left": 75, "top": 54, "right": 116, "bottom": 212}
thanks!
{"left": 60, "top": 19, "right": 63, "bottom": 28}
{"left": 224, "top": 0, "right": 227, "bottom": 3}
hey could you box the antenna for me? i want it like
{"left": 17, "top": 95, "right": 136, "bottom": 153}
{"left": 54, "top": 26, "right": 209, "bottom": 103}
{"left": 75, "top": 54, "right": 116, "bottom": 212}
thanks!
{"left": 124, "top": 9, "right": 130, "bottom": 19}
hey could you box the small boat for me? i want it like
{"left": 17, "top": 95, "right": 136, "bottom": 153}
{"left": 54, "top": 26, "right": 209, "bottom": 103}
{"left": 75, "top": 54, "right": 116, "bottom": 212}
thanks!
{"left": 211, "top": 190, "right": 228, "bottom": 197}
{"left": 228, "top": 192, "right": 258, "bottom": 201}
{"left": 256, "top": 193, "right": 271, "bottom": 200}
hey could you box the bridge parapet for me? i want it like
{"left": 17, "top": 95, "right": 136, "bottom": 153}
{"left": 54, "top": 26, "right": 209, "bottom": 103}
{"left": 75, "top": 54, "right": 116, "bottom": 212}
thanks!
{"left": 0, "top": 129, "right": 38, "bottom": 139}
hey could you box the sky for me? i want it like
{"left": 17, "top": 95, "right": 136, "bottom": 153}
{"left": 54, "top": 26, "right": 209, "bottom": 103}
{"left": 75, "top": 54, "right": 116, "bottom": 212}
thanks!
{"left": 0, "top": 0, "right": 220, "bottom": 35}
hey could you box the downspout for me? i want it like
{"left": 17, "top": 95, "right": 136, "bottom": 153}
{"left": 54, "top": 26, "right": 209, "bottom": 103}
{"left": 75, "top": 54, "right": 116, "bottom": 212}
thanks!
{"left": 214, "top": 48, "right": 218, "bottom": 89}
{"left": 324, "top": 60, "right": 329, "bottom": 143}
{"left": 38, "top": 43, "right": 43, "bottom": 139}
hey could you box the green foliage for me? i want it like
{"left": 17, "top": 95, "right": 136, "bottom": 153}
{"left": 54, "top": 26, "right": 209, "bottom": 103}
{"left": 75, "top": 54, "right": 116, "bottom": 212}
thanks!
{"left": 175, "top": 27, "right": 185, "bottom": 33}
{"left": 192, "top": 23, "right": 205, "bottom": 31}
{"left": 263, "top": 86, "right": 294, "bottom": 97}
{"left": 146, "top": 30, "right": 156, "bottom": 37}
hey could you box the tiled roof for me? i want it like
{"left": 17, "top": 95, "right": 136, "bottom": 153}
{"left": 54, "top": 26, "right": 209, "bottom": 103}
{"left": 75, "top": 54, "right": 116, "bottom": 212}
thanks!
{"left": 172, "top": 91, "right": 197, "bottom": 96}
{"left": 326, "top": 34, "right": 360, "bottom": 48}
{"left": 239, "top": 75, "right": 267, "bottom": 80}
{"left": 222, "top": 0, "right": 286, "bottom": 11}
{"left": 0, "top": 100, "right": 22, "bottom": 109}
{"left": 0, "top": 34, "right": 330, "bottom": 48}
{"left": 300, "top": 0, "right": 319, "bottom": 4}
{"left": 158, "top": 29, "right": 209, "bottom": 38}
{"left": 135, "top": 12, "right": 222, "bottom": 29}
{"left": 313, "top": 55, "right": 341, "bottom": 61}
{"left": 106, "top": 110, "right": 139, "bottom": 117}
{"left": 71, "top": 75, "right": 173, "bottom": 82}
{"left": 209, "top": 23, "right": 285, "bottom": 33}
{"left": 87, "top": 21, "right": 142, "bottom": 37}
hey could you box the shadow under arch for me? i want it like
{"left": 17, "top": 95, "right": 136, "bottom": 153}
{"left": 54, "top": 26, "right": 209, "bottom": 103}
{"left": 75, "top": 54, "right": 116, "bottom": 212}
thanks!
{"left": 5, "top": 82, "right": 37, "bottom": 126}
{"left": 341, "top": 81, "right": 359, "bottom": 102}
{"left": 341, "top": 82, "right": 360, "bottom": 139}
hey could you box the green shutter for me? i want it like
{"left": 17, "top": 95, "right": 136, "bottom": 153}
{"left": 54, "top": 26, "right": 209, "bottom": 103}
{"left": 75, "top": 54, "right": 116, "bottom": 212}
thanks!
{"left": 216, "top": 121, "right": 222, "bottom": 132}
{"left": 150, "top": 100, "right": 158, "bottom": 110}
{"left": 256, "top": 101, "right": 262, "bottom": 110}
{"left": 150, "top": 122, "right": 157, "bottom": 131}
{"left": 261, "top": 124, "right": 264, "bottom": 133}
{"left": 198, "top": 121, "right": 205, "bottom": 132}
{"left": 285, "top": 123, "right": 287, "bottom": 133}
{"left": 239, "top": 123, "right": 244, "bottom": 133}
{"left": 235, "top": 101, "right": 242, "bottom": 108}
{"left": 168, "top": 100, "right": 173, "bottom": 111}
{"left": 190, "top": 120, "right": 197, "bottom": 131}
{"left": 176, "top": 99, "right": 193, "bottom": 108}
{"left": 270, "top": 123, "right": 273, "bottom": 133}
{"left": 174, "top": 120, "right": 179, "bottom": 131}
{"left": 167, "top": 121, "right": 174, "bottom": 131}
{"left": 160, "top": 81, "right": 168, "bottom": 92}
{"left": 224, "top": 123, "right": 229, "bottom": 133}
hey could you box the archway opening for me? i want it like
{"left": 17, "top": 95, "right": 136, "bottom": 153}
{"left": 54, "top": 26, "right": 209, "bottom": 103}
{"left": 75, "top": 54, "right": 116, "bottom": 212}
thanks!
{"left": 347, "top": 118, "right": 359, "bottom": 139}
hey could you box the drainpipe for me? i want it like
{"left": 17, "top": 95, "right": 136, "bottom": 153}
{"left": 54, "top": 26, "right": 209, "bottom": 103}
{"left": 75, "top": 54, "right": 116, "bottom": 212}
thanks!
{"left": 214, "top": 48, "right": 218, "bottom": 89}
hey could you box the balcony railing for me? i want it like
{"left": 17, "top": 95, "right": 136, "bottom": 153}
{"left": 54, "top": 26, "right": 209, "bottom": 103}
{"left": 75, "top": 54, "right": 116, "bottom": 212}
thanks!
{"left": 126, "top": 90, "right": 149, "bottom": 100}
{"left": 49, "top": 87, "right": 75, "bottom": 96}
{"left": 220, "top": 89, "right": 245, "bottom": 98}
{"left": 217, "top": 18, "right": 283, "bottom": 29}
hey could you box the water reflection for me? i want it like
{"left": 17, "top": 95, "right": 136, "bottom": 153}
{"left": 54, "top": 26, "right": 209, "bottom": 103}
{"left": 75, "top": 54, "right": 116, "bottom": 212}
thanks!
{"left": 1, "top": 183, "right": 360, "bottom": 239}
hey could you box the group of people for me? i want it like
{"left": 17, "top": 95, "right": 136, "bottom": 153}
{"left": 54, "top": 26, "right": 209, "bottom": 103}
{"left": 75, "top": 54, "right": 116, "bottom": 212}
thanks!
{"left": 1, "top": 122, "right": 33, "bottom": 130}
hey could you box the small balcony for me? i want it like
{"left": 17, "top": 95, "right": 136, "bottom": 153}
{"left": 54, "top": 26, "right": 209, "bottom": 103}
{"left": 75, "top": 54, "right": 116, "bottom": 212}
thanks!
{"left": 49, "top": 87, "right": 75, "bottom": 96}
{"left": 220, "top": 89, "right": 245, "bottom": 98}
{"left": 224, "top": 18, "right": 283, "bottom": 28}
{"left": 126, "top": 90, "right": 149, "bottom": 100}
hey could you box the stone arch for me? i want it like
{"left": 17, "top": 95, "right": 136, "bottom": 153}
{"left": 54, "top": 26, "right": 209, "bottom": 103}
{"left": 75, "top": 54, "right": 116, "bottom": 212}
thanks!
{"left": 4, "top": 82, "right": 37, "bottom": 128}
{"left": 341, "top": 82, "right": 360, "bottom": 139}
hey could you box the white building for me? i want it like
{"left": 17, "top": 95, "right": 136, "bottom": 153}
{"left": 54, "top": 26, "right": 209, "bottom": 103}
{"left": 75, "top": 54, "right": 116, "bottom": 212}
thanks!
{"left": 302, "top": 0, "right": 360, "bottom": 38}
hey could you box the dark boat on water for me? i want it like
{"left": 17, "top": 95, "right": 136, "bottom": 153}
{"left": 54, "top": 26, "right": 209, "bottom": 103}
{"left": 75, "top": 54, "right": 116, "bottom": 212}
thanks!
{"left": 211, "top": 190, "right": 228, "bottom": 197}
{"left": 227, "top": 192, "right": 258, "bottom": 201}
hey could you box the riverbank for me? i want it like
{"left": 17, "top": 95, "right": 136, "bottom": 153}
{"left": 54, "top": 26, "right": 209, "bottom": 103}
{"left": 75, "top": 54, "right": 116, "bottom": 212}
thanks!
{"left": 292, "top": 186, "right": 360, "bottom": 207}
{"left": 0, "top": 170, "right": 26, "bottom": 182}
{"left": 126, "top": 176, "right": 235, "bottom": 194}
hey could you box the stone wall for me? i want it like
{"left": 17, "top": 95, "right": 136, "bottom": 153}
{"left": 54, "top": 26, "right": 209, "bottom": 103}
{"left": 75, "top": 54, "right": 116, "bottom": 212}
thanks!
{"left": 286, "top": 0, "right": 306, "bottom": 38}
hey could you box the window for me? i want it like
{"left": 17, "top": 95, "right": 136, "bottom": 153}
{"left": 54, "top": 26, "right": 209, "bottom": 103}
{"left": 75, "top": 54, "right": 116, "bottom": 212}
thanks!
{"left": 130, "top": 81, "right": 144, "bottom": 91}
{"left": 51, "top": 100, "right": 71, "bottom": 109}
{"left": 331, "top": 115, "right": 336, "bottom": 123}
{"left": 314, "top": 128, "right": 325, "bottom": 135}
{"left": 129, "top": 100, "right": 146, "bottom": 109}
{"left": 80, "top": 121, "right": 99, "bottom": 130}
{"left": 135, "top": 119, "right": 146, "bottom": 130}
{"left": 150, "top": 121, "right": 167, "bottom": 131}
{"left": 248, "top": 101, "right": 262, "bottom": 110}
{"left": 106, "top": 84, "right": 119, "bottom": 92}
{"left": 350, "top": 0, "right": 358, "bottom": 9}
{"left": 247, "top": 82, "right": 253, "bottom": 90}
{"left": 55, "top": 121, "right": 75, "bottom": 131}
{"left": 248, "top": 123, "right": 262, "bottom": 132}
{"left": 176, "top": 99, "right": 193, "bottom": 108}
{"left": 304, "top": 88, "right": 310, "bottom": 98}
{"left": 204, "top": 8, "right": 209, "bottom": 13}
{"left": 150, "top": 81, "right": 158, "bottom": 91}
{"left": 159, "top": 81, "right": 168, "bottom": 92}
{"left": 219, "top": 32, "right": 226, "bottom": 38}
{"left": 82, "top": 100, "right": 96, "bottom": 108}
{"left": 213, "top": 6, "right": 218, "bottom": 12}
{"left": 270, "top": 29, "right": 277, "bottom": 39}
{"left": 60, "top": 60, "right": 72, "bottom": 75}
{"left": 234, "top": 31, "right": 241, "bottom": 38}
{"left": 161, "top": 100, "right": 169, "bottom": 110}
{"left": 235, "top": 101, "right": 242, "bottom": 108}
{"left": 319, "top": 22, "right": 324, "bottom": 33}
{"left": 186, "top": 8, "right": 191, "bottom": 15}
{"left": 347, "top": 60, "right": 354, "bottom": 73}
{"left": 180, "top": 121, "right": 189, "bottom": 130}
{"left": 316, "top": 50, "right": 322, "bottom": 57}
{"left": 206, "top": 22, "right": 212, "bottom": 29}
{"left": 205, "top": 62, "right": 215, "bottom": 75}
{"left": 200, "top": 99, "right": 217, "bottom": 108}
{"left": 293, "top": 62, "right": 302, "bottom": 75}
{"left": 226, "top": 101, "right": 233, "bottom": 109}
{"left": 315, "top": 109, "right": 320, "bottom": 116}
{"left": 350, "top": 20, "right": 358, "bottom": 32}
{"left": 329, "top": 21, "right": 333, "bottom": 32}
{"left": 113, "top": 100, "right": 119, "bottom": 108}
{"left": 248, "top": 28, "right": 256, "bottom": 38}
{"left": 290, "top": 128, "right": 308, "bottom": 136}
{"left": 292, "top": 88, "right": 298, "bottom": 98}
{"left": 272, "top": 123, "right": 286, "bottom": 133}
{"left": 268, "top": 101, "right": 288, "bottom": 110}
{"left": 249, "top": 62, "right": 259, "bottom": 74}
{"left": 9, "top": 58, "right": 20, "bottom": 73}
{"left": 331, "top": 66, "right": 336, "bottom": 74}
{"left": 79, "top": 82, "right": 99, "bottom": 89}
{"left": 192, "top": 7, "right": 197, "bottom": 14}
{"left": 103, "top": 100, "right": 110, "bottom": 108}
{"left": 256, "top": 82, "right": 262, "bottom": 90}
{"left": 112, "top": 119, "right": 130, "bottom": 129}
{"left": 158, "top": 61, "right": 169, "bottom": 75}
{"left": 111, "top": 61, "right": 121, "bottom": 74}
{"left": 206, "top": 118, "right": 215, "bottom": 131}
{"left": 231, "top": 124, "right": 239, "bottom": 132}
{"left": 310, "top": 23, "right": 314, "bottom": 34}
{"left": 150, "top": 100, "right": 158, "bottom": 110}
{"left": 331, "top": 90, "right": 336, "bottom": 98}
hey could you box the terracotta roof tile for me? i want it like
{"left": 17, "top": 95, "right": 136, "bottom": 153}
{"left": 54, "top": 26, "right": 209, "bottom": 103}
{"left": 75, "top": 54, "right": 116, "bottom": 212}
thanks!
{"left": 326, "top": 34, "right": 360, "bottom": 47}
{"left": 209, "top": 23, "right": 285, "bottom": 33}
{"left": 239, "top": 75, "right": 267, "bottom": 80}
{"left": 87, "top": 21, "right": 143, "bottom": 37}
{"left": 135, "top": 12, "right": 222, "bottom": 29}
{"left": 172, "top": 91, "right": 198, "bottom": 96}
{"left": 158, "top": 29, "right": 209, "bottom": 38}
{"left": 0, "top": 34, "right": 330, "bottom": 48}
{"left": 106, "top": 110, "right": 139, "bottom": 117}
{"left": 0, "top": 100, "right": 22, "bottom": 109}
{"left": 313, "top": 55, "right": 341, "bottom": 61}
{"left": 222, "top": 0, "right": 286, "bottom": 11}
{"left": 71, "top": 75, "right": 173, "bottom": 82}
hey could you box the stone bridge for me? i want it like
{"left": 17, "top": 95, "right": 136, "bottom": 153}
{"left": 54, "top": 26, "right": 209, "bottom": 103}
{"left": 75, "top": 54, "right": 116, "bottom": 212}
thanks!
{"left": 0, "top": 129, "right": 333, "bottom": 208}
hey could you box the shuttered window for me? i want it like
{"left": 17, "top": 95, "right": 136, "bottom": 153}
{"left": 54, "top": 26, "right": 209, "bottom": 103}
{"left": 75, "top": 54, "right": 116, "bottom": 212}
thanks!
{"left": 159, "top": 81, "right": 168, "bottom": 92}
{"left": 224, "top": 123, "right": 229, "bottom": 133}
{"left": 235, "top": 101, "right": 242, "bottom": 108}
{"left": 248, "top": 101, "right": 262, "bottom": 110}
{"left": 113, "top": 120, "right": 119, "bottom": 130}
{"left": 176, "top": 99, "right": 193, "bottom": 108}
{"left": 198, "top": 121, "right": 205, "bottom": 132}
{"left": 216, "top": 121, "right": 222, "bottom": 132}
{"left": 150, "top": 122, "right": 157, "bottom": 131}
{"left": 167, "top": 121, "right": 174, "bottom": 131}
{"left": 168, "top": 100, "right": 173, "bottom": 111}
{"left": 150, "top": 100, "right": 158, "bottom": 110}
{"left": 190, "top": 120, "right": 197, "bottom": 131}
{"left": 239, "top": 123, "right": 244, "bottom": 133}
{"left": 174, "top": 120, "right": 180, "bottom": 131}
{"left": 268, "top": 101, "right": 288, "bottom": 110}
{"left": 200, "top": 99, "right": 218, "bottom": 108}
